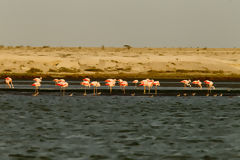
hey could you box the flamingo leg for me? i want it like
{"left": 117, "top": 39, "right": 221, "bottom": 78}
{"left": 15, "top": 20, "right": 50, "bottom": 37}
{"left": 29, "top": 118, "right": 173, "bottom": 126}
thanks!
{"left": 7, "top": 83, "right": 11, "bottom": 88}
{"left": 11, "top": 82, "right": 14, "bottom": 88}
{"left": 93, "top": 87, "right": 95, "bottom": 95}
{"left": 36, "top": 86, "right": 39, "bottom": 95}
{"left": 144, "top": 86, "right": 146, "bottom": 94}
{"left": 110, "top": 86, "right": 112, "bottom": 94}
{"left": 155, "top": 86, "right": 157, "bottom": 94}
{"left": 37, "top": 87, "right": 39, "bottom": 93}
{"left": 84, "top": 87, "right": 87, "bottom": 95}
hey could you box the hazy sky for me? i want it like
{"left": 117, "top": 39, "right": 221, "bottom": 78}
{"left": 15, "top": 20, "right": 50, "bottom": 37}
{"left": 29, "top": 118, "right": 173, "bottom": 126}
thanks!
{"left": 0, "top": 0, "right": 239, "bottom": 47}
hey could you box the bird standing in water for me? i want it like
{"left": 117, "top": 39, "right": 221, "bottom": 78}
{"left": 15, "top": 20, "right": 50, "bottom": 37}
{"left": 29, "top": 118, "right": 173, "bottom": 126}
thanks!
{"left": 132, "top": 80, "right": 138, "bottom": 88}
{"left": 204, "top": 80, "right": 215, "bottom": 93}
{"left": 120, "top": 81, "right": 128, "bottom": 94}
{"left": 5, "top": 77, "right": 14, "bottom": 88}
{"left": 153, "top": 81, "right": 160, "bottom": 94}
{"left": 32, "top": 82, "right": 41, "bottom": 96}
{"left": 139, "top": 79, "right": 154, "bottom": 94}
{"left": 105, "top": 79, "right": 116, "bottom": 94}
{"left": 81, "top": 79, "right": 90, "bottom": 96}
{"left": 57, "top": 81, "right": 69, "bottom": 96}
{"left": 180, "top": 80, "right": 191, "bottom": 88}
{"left": 90, "top": 81, "right": 101, "bottom": 95}
{"left": 192, "top": 80, "right": 202, "bottom": 89}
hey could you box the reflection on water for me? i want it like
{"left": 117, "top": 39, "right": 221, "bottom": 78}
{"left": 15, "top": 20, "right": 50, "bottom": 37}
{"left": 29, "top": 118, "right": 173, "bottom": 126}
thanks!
{"left": 1, "top": 95, "right": 240, "bottom": 160}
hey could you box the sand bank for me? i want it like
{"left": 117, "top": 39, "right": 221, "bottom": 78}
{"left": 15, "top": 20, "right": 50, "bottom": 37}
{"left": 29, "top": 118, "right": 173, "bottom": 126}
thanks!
{"left": 0, "top": 46, "right": 239, "bottom": 80}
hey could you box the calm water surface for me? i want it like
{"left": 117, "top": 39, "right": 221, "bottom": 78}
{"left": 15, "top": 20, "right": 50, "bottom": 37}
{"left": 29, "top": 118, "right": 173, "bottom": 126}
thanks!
{"left": 1, "top": 95, "right": 240, "bottom": 160}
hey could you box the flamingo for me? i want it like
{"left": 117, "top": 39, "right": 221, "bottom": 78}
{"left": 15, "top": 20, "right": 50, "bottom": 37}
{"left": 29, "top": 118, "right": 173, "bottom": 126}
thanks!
{"left": 105, "top": 79, "right": 116, "bottom": 94}
{"left": 120, "top": 81, "right": 128, "bottom": 94}
{"left": 53, "top": 79, "right": 60, "bottom": 87}
{"left": 192, "top": 80, "right": 202, "bottom": 89}
{"left": 96, "top": 82, "right": 101, "bottom": 94}
{"left": 180, "top": 79, "right": 191, "bottom": 88}
{"left": 132, "top": 80, "right": 138, "bottom": 88}
{"left": 147, "top": 80, "right": 154, "bottom": 93}
{"left": 153, "top": 81, "right": 160, "bottom": 94}
{"left": 81, "top": 80, "right": 90, "bottom": 95}
{"left": 90, "top": 81, "right": 101, "bottom": 95}
{"left": 118, "top": 79, "right": 123, "bottom": 89}
{"left": 139, "top": 79, "right": 154, "bottom": 94}
{"left": 204, "top": 80, "right": 215, "bottom": 92}
{"left": 105, "top": 81, "right": 115, "bottom": 94}
{"left": 5, "top": 77, "right": 14, "bottom": 88}
{"left": 32, "top": 82, "right": 41, "bottom": 96}
{"left": 57, "top": 81, "right": 68, "bottom": 96}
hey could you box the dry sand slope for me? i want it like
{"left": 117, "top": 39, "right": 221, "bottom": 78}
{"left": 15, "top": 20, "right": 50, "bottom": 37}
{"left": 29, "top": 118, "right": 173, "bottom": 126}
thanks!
{"left": 0, "top": 46, "right": 239, "bottom": 79}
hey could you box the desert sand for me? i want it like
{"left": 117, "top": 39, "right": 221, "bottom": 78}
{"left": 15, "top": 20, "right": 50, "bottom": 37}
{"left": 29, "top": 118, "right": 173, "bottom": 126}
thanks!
{"left": 0, "top": 46, "right": 239, "bottom": 80}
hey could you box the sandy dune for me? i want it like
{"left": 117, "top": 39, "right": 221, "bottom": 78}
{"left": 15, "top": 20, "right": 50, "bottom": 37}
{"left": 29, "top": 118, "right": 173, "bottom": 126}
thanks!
{"left": 0, "top": 46, "right": 239, "bottom": 79}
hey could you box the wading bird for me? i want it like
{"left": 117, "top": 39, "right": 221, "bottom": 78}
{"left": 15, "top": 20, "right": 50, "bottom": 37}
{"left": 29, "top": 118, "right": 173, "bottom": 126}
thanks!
{"left": 53, "top": 79, "right": 60, "bottom": 86}
{"left": 120, "top": 81, "right": 128, "bottom": 94}
{"left": 105, "top": 79, "right": 116, "bottom": 94}
{"left": 57, "top": 81, "right": 69, "bottom": 96}
{"left": 192, "top": 80, "right": 202, "bottom": 89}
{"left": 180, "top": 79, "right": 191, "bottom": 88}
{"left": 81, "top": 80, "right": 90, "bottom": 95}
{"left": 204, "top": 80, "right": 215, "bottom": 92}
{"left": 139, "top": 79, "right": 154, "bottom": 94}
{"left": 90, "top": 81, "right": 101, "bottom": 95}
{"left": 5, "top": 77, "right": 14, "bottom": 88}
{"left": 32, "top": 82, "right": 41, "bottom": 96}
{"left": 132, "top": 80, "right": 138, "bottom": 88}
{"left": 153, "top": 81, "right": 160, "bottom": 94}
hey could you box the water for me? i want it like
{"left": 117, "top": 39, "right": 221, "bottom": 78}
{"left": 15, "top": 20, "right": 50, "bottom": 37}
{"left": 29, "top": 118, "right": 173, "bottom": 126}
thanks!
{"left": 1, "top": 95, "right": 240, "bottom": 160}
{"left": 1, "top": 80, "right": 240, "bottom": 89}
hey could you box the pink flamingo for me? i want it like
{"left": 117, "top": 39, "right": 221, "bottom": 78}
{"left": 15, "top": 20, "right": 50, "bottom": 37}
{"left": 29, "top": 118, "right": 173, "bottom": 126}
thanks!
{"left": 192, "top": 80, "right": 202, "bottom": 89}
{"left": 105, "top": 81, "right": 115, "bottom": 94}
{"left": 32, "top": 82, "right": 41, "bottom": 96}
{"left": 118, "top": 79, "right": 123, "bottom": 89}
{"left": 105, "top": 79, "right": 116, "bottom": 94}
{"left": 139, "top": 79, "right": 148, "bottom": 94}
{"left": 139, "top": 79, "right": 154, "bottom": 94}
{"left": 90, "top": 81, "right": 101, "bottom": 95}
{"left": 180, "top": 79, "right": 191, "bottom": 88}
{"left": 81, "top": 80, "right": 90, "bottom": 95}
{"left": 53, "top": 79, "right": 60, "bottom": 87}
{"left": 57, "top": 81, "right": 68, "bottom": 96}
{"left": 5, "top": 77, "right": 14, "bottom": 88}
{"left": 153, "top": 81, "right": 160, "bottom": 94}
{"left": 204, "top": 80, "right": 215, "bottom": 92}
{"left": 132, "top": 80, "right": 138, "bottom": 88}
{"left": 120, "top": 81, "right": 128, "bottom": 94}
